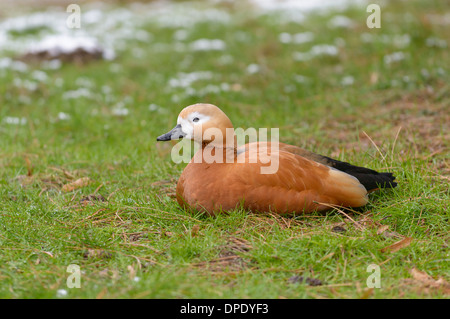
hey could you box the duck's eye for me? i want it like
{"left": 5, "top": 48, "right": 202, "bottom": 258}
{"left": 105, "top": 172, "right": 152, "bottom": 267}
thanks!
{"left": 193, "top": 117, "right": 199, "bottom": 123}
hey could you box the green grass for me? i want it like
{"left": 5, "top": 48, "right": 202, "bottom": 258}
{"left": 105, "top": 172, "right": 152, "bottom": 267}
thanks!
{"left": 0, "top": 0, "right": 449, "bottom": 299}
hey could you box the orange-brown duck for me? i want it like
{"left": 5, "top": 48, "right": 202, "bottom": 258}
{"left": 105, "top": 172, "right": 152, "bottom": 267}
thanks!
{"left": 157, "top": 103, "right": 396, "bottom": 215}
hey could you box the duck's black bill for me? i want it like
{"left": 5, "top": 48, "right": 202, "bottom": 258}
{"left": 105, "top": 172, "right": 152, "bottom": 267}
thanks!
{"left": 157, "top": 124, "right": 186, "bottom": 141}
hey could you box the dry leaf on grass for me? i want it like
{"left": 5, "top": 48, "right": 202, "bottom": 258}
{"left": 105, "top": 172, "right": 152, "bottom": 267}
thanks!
{"left": 377, "top": 225, "right": 403, "bottom": 238}
{"left": 359, "top": 288, "right": 374, "bottom": 299}
{"left": 381, "top": 237, "right": 413, "bottom": 253}
{"left": 24, "top": 156, "right": 33, "bottom": 176}
{"left": 376, "top": 225, "right": 390, "bottom": 235}
{"left": 402, "top": 268, "right": 450, "bottom": 295}
{"left": 127, "top": 265, "right": 136, "bottom": 280}
{"left": 62, "top": 177, "right": 91, "bottom": 192}
{"left": 190, "top": 224, "right": 200, "bottom": 237}
{"left": 410, "top": 268, "right": 433, "bottom": 282}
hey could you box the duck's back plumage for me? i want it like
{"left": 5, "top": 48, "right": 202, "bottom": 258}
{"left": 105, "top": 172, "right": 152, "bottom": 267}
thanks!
{"left": 274, "top": 142, "right": 397, "bottom": 191}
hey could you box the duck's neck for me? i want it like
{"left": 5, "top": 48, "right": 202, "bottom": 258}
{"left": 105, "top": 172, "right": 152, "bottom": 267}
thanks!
{"left": 199, "top": 135, "right": 237, "bottom": 164}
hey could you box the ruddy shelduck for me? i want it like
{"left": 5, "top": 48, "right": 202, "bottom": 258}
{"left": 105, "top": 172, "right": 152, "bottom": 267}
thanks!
{"left": 157, "top": 103, "right": 396, "bottom": 215}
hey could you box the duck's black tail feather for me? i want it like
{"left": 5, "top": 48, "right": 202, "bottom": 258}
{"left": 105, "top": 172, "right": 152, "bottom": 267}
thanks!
{"left": 323, "top": 157, "right": 397, "bottom": 191}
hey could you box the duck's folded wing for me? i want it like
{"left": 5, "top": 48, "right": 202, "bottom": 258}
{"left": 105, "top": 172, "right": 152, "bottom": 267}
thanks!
{"left": 277, "top": 143, "right": 397, "bottom": 191}
{"left": 234, "top": 148, "right": 368, "bottom": 214}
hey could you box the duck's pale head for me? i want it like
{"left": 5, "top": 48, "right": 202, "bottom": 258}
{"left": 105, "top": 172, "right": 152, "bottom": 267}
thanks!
{"left": 157, "top": 103, "right": 234, "bottom": 146}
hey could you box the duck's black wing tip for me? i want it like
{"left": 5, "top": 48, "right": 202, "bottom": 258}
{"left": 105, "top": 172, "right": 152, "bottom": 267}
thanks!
{"left": 323, "top": 156, "right": 397, "bottom": 191}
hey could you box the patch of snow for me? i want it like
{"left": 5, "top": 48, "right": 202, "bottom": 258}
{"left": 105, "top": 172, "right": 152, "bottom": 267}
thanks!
{"left": 328, "top": 15, "right": 355, "bottom": 28}
{"left": 26, "top": 34, "right": 114, "bottom": 60}
{"left": 62, "top": 88, "right": 93, "bottom": 100}
{"left": 189, "top": 39, "right": 226, "bottom": 51}
{"left": 341, "top": 75, "right": 354, "bottom": 86}
{"left": 249, "top": 0, "right": 368, "bottom": 12}
{"left": 31, "top": 70, "right": 48, "bottom": 82}
{"left": 173, "top": 29, "right": 189, "bottom": 41}
{"left": 294, "top": 75, "right": 310, "bottom": 83}
{"left": 57, "top": 112, "right": 71, "bottom": 120}
{"left": 217, "top": 54, "right": 234, "bottom": 65}
{"left": 279, "top": 32, "right": 314, "bottom": 44}
{"left": 426, "top": 37, "right": 447, "bottom": 48}
{"left": 168, "top": 71, "right": 214, "bottom": 88}
{"left": 56, "top": 289, "right": 68, "bottom": 298}
{"left": 0, "top": 58, "right": 28, "bottom": 72}
{"left": 41, "top": 59, "right": 62, "bottom": 70}
{"left": 391, "top": 34, "right": 411, "bottom": 48}
{"left": 246, "top": 64, "right": 260, "bottom": 74}
{"left": 293, "top": 44, "right": 339, "bottom": 61}
{"left": 384, "top": 51, "right": 406, "bottom": 65}
{"left": 13, "top": 78, "right": 38, "bottom": 91}
{"left": 149, "top": 103, "right": 163, "bottom": 112}
{"left": 112, "top": 106, "right": 129, "bottom": 116}
{"left": 3, "top": 116, "right": 27, "bottom": 125}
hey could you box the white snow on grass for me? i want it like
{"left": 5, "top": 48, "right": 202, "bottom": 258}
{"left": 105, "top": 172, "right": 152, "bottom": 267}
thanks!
{"left": 293, "top": 75, "right": 310, "bottom": 84}
{"left": 168, "top": 71, "right": 214, "bottom": 88}
{"left": 62, "top": 88, "right": 93, "bottom": 100}
{"left": 384, "top": 51, "right": 406, "bottom": 65}
{"left": 249, "top": 0, "right": 368, "bottom": 11}
{"left": 31, "top": 70, "right": 48, "bottom": 82}
{"left": 293, "top": 44, "right": 339, "bottom": 61}
{"left": 0, "top": 0, "right": 371, "bottom": 70}
{"left": 279, "top": 32, "right": 314, "bottom": 44}
{"left": 189, "top": 39, "right": 226, "bottom": 51}
{"left": 425, "top": 37, "right": 447, "bottom": 48}
{"left": 138, "top": 3, "right": 231, "bottom": 28}
{"left": 0, "top": 58, "right": 28, "bottom": 72}
{"left": 153, "top": 38, "right": 227, "bottom": 53}
{"left": 13, "top": 78, "right": 38, "bottom": 91}
{"left": 57, "top": 112, "right": 71, "bottom": 121}
{"left": 341, "top": 75, "right": 355, "bottom": 86}
{"left": 26, "top": 34, "right": 115, "bottom": 60}
{"left": 246, "top": 0, "right": 369, "bottom": 24}
{"left": 3, "top": 116, "right": 27, "bottom": 125}
{"left": 112, "top": 106, "right": 130, "bottom": 116}
{"left": 246, "top": 64, "right": 261, "bottom": 74}
{"left": 149, "top": 103, "right": 166, "bottom": 113}
{"left": 1, "top": 2, "right": 230, "bottom": 65}
{"left": 327, "top": 15, "right": 355, "bottom": 28}
{"left": 56, "top": 289, "right": 68, "bottom": 298}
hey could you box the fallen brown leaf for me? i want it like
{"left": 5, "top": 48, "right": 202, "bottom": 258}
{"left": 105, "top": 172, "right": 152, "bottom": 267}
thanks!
{"left": 96, "top": 287, "right": 108, "bottom": 299}
{"left": 127, "top": 265, "right": 136, "bottom": 280}
{"left": 24, "top": 156, "right": 33, "bottom": 176}
{"left": 62, "top": 177, "right": 91, "bottom": 192}
{"left": 404, "top": 268, "right": 450, "bottom": 295}
{"left": 410, "top": 268, "right": 431, "bottom": 281}
{"left": 381, "top": 237, "right": 413, "bottom": 253}
{"left": 191, "top": 224, "right": 200, "bottom": 237}
{"left": 360, "top": 288, "right": 374, "bottom": 299}
{"left": 370, "top": 72, "right": 379, "bottom": 84}
{"left": 376, "top": 225, "right": 390, "bottom": 235}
